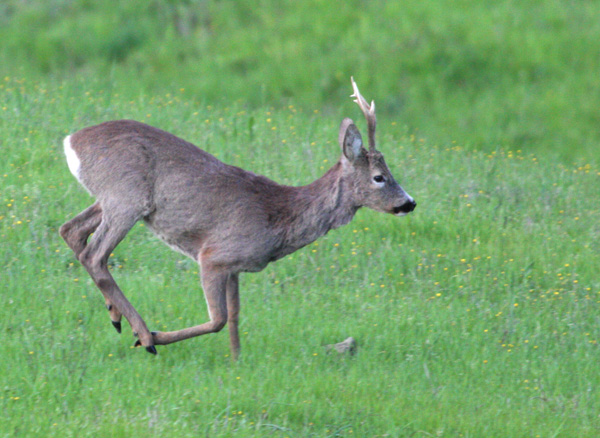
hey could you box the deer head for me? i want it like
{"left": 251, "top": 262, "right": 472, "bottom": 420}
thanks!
{"left": 338, "top": 77, "right": 416, "bottom": 216}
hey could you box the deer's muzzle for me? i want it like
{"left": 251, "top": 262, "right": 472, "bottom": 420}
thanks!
{"left": 393, "top": 199, "right": 417, "bottom": 216}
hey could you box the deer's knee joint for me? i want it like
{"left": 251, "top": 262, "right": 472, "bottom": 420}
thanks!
{"left": 212, "top": 318, "right": 227, "bottom": 333}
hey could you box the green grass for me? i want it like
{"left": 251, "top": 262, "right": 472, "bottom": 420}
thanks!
{"left": 2, "top": 0, "right": 600, "bottom": 159}
{"left": 2, "top": 1, "right": 600, "bottom": 435}
{"left": 1, "top": 78, "right": 599, "bottom": 437}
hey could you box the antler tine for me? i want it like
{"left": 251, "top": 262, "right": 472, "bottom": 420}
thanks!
{"left": 350, "top": 76, "right": 376, "bottom": 150}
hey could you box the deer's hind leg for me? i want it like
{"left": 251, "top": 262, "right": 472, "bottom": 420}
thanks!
{"left": 60, "top": 202, "right": 102, "bottom": 257}
{"left": 77, "top": 204, "right": 156, "bottom": 354}
{"left": 60, "top": 202, "right": 123, "bottom": 329}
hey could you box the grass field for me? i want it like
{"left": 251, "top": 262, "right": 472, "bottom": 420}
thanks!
{"left": 2, "top": 1, "right": 600, "bottom": 437}
{"left": 1, "top": 77, "right": 599, "bottom": 437}
{"left": 2, "top": 0, "right": 600, "bottom": 159}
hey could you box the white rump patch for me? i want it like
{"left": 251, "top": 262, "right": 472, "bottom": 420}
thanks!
{"left": 63, "top": 135, "right": 82, "bottom": 184}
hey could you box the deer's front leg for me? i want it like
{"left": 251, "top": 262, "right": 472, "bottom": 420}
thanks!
{"left": 151, "top": 264, "right": 229, "bottom": 346}
{"left": 226, "top": 273, "right": 241, "bottom": 360}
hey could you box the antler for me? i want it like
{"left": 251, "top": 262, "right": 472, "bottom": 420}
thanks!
{"left": 350, "top": 76, "right": 376, "bottom": 151}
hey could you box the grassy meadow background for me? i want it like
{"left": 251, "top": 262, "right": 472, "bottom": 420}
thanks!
{"left": 1, "top": 0, "right": 600, "bottom": 436}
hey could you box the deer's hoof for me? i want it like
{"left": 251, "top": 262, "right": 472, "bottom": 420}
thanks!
{"left": 133, "top": 340, "right": 157, "bottom": 355}
{"left": 111, "top": 321, "right": 122, "bottom": 333}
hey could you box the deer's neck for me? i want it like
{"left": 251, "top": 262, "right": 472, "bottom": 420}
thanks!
{"left": 276, "top": 162, "right": 358, "bottom": 255}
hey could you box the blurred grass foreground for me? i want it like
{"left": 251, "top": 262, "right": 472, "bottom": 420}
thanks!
{"left": 1, "top": 0, "right": 599, "bottom": 161}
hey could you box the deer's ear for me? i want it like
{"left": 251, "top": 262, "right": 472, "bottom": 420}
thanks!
{"left": 339, "top": 118, "right": 363, "bottom": 162}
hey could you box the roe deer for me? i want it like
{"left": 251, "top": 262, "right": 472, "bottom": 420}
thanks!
{"left": 59, "top": 77, "right": 416, "bottom": 357}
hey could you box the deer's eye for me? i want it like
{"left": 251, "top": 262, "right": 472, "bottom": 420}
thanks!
{"left": 373, "top": 175, "right": 385, "bottom": 184}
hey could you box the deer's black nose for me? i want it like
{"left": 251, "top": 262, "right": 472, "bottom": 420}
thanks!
{"left": 394, "top": 200, "right": 416, "bottom": 215}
